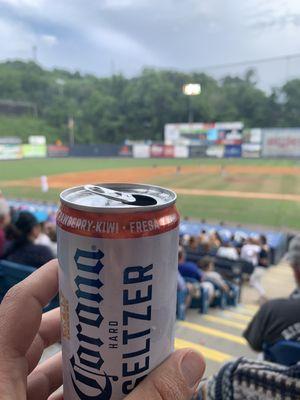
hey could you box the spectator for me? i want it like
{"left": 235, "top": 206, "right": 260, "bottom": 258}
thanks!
{"left": 216, "top": 240, "right": 239, "bottom": 260}
{"left": 243, "top": 235, "right": 300, "bottom": 352}
{"left": 198, "top": 256, "right": 230, "bottom": 293}
{"left": 201, "top": 357, "right": 300, "bottom": 399}
{"left": 259, "top": 234, "right": 270, "bottom": 267}
{"left": 198, "top": 229, "right": 208, "bottom": 244}
{"left": 207, "top": 231, "right": 222, "bottom": 256}
{"left": 3, "top": 211, "right": 54, "bottom": 268}
{"left": 178, "top": 248, "right": 204, "bottom": 282}
{"left": 0, "top": 198, "right": 11, "bottom": 257}
{"left": 186, "top": 236, "right": 198, "bottom": 252}
{"left": 177, "top": 272, "right": 201, "bottom": 310}
{"left": 240, "top": 237, "right": 261, "bottom": 265}
{"left": 243, "top": 236, "right": 268, "bottom": 303}
{"left": 178, "top": 249, "right": 215, "bottom": 303}
{"left": 35, "top": 221, "right": 57, "bottom": 256}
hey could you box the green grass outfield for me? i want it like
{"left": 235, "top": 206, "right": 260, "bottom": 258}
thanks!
{"left": 1, "top": 157, "right": 300, "bottom": 230}
{"left": 0, "top": 157, "right": 298, "bottom": 181}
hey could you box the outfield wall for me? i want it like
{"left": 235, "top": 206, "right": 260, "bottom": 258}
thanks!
{"left": 1, "top": 127, "right": 300, "bottom": 160}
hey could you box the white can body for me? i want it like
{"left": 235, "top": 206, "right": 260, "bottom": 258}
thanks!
{"left": 57, "top": 220, "right": 178, "bottom": 400}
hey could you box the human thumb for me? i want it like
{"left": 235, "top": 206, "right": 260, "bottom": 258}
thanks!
{"left": 125, "top": 349, "right": 205, "bottom": 400}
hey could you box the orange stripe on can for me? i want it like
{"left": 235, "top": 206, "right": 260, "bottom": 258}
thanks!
{"left": 57, "top": 204, "right": 180, "bottom": 239}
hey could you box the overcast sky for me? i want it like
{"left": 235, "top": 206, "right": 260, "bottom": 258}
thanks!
{"left": 0, "top": 0, "right": 300, "bottom": 89}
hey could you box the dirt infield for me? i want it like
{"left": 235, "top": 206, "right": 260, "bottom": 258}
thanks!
{"left": 3, "top": 164, "right": 300, "bottom": 202}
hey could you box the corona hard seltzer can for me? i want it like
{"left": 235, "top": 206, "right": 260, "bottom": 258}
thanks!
{"left": 56, "top": 183, "right": 180, "bottom": 400}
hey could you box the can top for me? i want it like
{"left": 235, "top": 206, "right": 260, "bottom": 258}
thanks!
{"left": 60, "top": 183, "right": 177, "bottom": 213}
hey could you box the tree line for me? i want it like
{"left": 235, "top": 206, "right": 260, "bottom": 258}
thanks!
{"left": 0, "top": 61, "right": 299, "bottom": 144}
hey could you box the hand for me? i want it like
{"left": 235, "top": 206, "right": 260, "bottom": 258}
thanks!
{"left": 0, "top": 259, "right": 205, "bottom": 400}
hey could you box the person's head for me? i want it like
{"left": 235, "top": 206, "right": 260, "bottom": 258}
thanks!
{"left": 0, "top": 198, "right": 11, "bottom": 228}
{"left": 15, "top": 211, "right": 41, "bottom": 242}
{"left": 198, "top": 256, "right": 214, "bottom": 272}
{"left": 188, "top": 236, "right": 198, "bottom": 249}
{"left": 260, "top": 235, "right": 267, "bottom": 246}
{"left": 286, "top": 235, "right": 300, "bottom": 287}
{"left": 46, "top": 223, "right": 57, "bottom": 242}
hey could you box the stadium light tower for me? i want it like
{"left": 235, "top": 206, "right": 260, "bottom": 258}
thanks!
{"left": 183, "top": 83, "right": 201, "bottom": 123}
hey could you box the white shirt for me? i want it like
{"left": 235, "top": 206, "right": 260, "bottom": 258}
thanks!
{"left": 35, "top": 233, "right": 57, "bottom": 256}
{"left": 217, "top": 246, "right": 239, "bottom": 260}
{"left": 241, "top": 244, "right": 261, "bottom": 266}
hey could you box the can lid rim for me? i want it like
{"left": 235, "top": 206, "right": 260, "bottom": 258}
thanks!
{"left": 59, "top": 183, "right": 177, "bottom": 213}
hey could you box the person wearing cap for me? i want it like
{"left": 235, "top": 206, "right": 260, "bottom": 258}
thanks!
{"left": 3, "top": 211, "right": 54, "bottom": 268}
{"left": 0, "top": 197, "right": 11, "bottom": 257}
{"left": 243, "top": 235, "right": 300, "bottom": 352}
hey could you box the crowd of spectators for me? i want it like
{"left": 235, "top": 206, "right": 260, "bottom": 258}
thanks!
{"left": 0, "top": 196, "right": 57, "bottom": 268}
{"left": 178, "top": 228, "right": 271, "bottom": 304}
{"left": 1, "top": 195, "right": 300, "bottom": 399}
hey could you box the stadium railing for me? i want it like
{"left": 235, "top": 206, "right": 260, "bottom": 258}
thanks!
{"left": 0, "top": 260, "right": 59, "bottom": 311}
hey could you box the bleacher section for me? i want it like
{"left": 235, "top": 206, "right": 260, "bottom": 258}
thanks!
{"left": 180, "top": 221, "right": 288, "bottom": 265}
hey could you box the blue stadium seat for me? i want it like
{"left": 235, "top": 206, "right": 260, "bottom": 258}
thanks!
{"left": 264, "top": 340, "right": 300, "bottom": 366}
{"left": 0, "top": 260, "right": 59, "bottom": 312}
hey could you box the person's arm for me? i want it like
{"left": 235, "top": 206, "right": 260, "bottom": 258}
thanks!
{"left": 243, "top": 303, "right": 271, "bottom": 351}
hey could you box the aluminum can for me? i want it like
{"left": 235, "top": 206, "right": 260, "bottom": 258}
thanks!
{"left": 56, "top": 183, "right": 180, "bottom": 400}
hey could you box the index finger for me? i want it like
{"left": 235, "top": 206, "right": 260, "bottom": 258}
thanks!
{"left": 0, "top": 259, "right": 59, "bottom": 358}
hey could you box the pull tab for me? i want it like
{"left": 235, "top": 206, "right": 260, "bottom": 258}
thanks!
{"left": 84, "top": 185, "right": 136, "bottom": 204}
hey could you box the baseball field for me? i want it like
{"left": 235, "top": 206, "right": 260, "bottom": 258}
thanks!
{"left": 1, "top": 157, "right": 300, "bottom": 230}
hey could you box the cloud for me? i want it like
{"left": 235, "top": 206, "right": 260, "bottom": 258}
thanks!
{"left": 40, "top": 34, "right": 57, "bottom": 46}
{"left": 246, "top": 0, "right": 300, "bottom": 29}
{"left": 0, "top": 0, "right": 43, "bottom": 9}
{"left": 0, "top": 17, "right": 35, "bottom": 57}
{"left": 0, "top": 0, "right": 299, "bottom": 87}
{"left": 101, "top": 0, "right": 149, "bottom": 9}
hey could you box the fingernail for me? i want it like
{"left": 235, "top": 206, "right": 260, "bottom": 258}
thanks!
{"left": 180, "top": 351, "right": 204, "bottom": 389}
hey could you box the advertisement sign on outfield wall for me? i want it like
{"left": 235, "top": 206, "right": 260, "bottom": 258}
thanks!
{"left": 150, "top": 144, "right": 174, "bottom": 158}
{"left": 0, "top": 144, "right": 22, "bottom": 160}
{"left": 28, "top": 135, "right": 46, "bottom": 145}
{"left": 22, "top": 144, "right": 47, "bottom": 158}
{"left": 189, "top": 145, "right": 208, "bottom": 158}
{"left": 174, "top": 145, "right": 189, "bottom": 158}
{"left": 224, "top": 144, "right": 242, "bottom": 158}
{"left": 118, "top": 145, "right": 133, "bottom": 157}
{"left": 47, "top": 145, "right": 70, "bottom": 157}
{"left": 242, "top": 143, "right": 261, "bottom": 158}
{"left": 206, "top": 145, "right": 224, "bottom": 158}
{"left": 243, "top": 128, "right": 262, "bottom": 144}
{"left": 133, "top": 144, "right": 150, "bottom": 158}
{"left": 262, "top": 129, "right": 300, "bottom": 157}
{"left": 165, "top": 122, "right": 243, "bottom": 146}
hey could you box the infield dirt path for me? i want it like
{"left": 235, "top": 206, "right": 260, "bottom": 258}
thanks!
{"left": 174, "top": 188, "right": 300, "bottom": 202}
{"left": 3, "top": 164, "right": 300, "bottom": 202}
